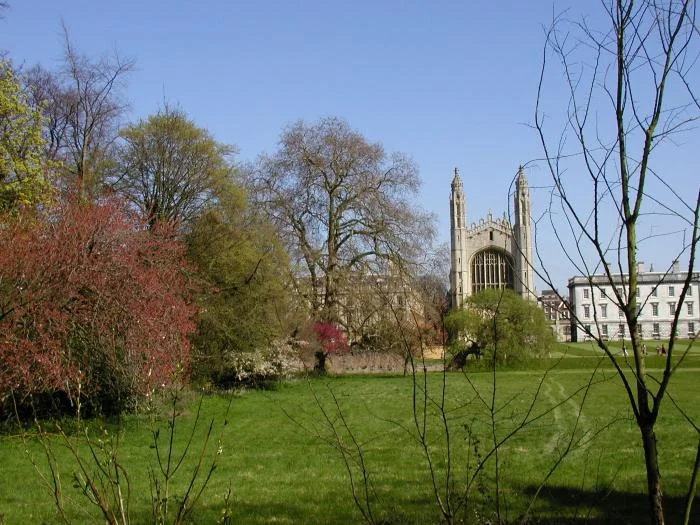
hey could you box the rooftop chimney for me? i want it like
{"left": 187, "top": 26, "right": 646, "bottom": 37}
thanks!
{"left": 672, "top": 260, "right": 680, "bottom": 273}
{"left": 637, "top": 261, "right": 645, "bottom": 273}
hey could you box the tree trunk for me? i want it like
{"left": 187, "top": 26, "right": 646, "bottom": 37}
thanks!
{"left": 314, "top": 351, "right": 327, "bottom": 374}
{"left": 324, "top": 273, "right": 339, "bottom": 324}
{"left": 324, "top": 193, "right": 339, "bottom": 323}
{"left": 683, "top": 439, "right": 700, "bottom": 525}
{"left": 640, "top": 422, "right": 665, "bottom": 525}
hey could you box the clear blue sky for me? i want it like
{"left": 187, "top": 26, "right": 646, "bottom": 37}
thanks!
{"left": 2, "top": 1, "right": 697, "bottom": 292}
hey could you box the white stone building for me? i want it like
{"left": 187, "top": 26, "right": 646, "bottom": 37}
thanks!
{"left": 449, "top": 167, "right": 536, "bottom": 308}
{"left": 567, "top": 262, "right": 699, "bottom": 342}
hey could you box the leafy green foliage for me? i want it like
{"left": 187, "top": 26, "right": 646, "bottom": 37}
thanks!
{"left": 0, "top": 62, "right": 49, "bottom": 211}
{"left": 186, "top": 183, "right": 293, "bottom": 386}
{"left": 445, "top": 289, "right": 555, "bottom": 362}
{"left": 114, "top": 107, "right": 233, "bottom": 227}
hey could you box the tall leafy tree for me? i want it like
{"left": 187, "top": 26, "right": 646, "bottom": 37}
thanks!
{"left": 252, "top": 117, "right": 435, "bottom": 323}
{"left": 0, "top": 62, "right": 48, "bottom": 211}
{"left": 113, "top": 107, "right": 233, "bottom": 228}
{"left": 445, "top": 289, "right": 554, "bottom": 363}
{"left": 186, "top": 182, "right": 292, "bottom": 385}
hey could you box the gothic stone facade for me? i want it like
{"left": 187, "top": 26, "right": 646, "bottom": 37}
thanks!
{"left": 449, "top": 167, "right": 536, "bottom": 308}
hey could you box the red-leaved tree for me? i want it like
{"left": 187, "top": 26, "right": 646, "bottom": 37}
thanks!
{"left": 311, "top": 322, "right": 349, "bottom": 373}
{"left": 0, "top": 198, "right": 196, "bottom": 416}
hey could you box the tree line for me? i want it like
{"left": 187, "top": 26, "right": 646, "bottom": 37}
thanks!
{"left": 0, "top": 34, "right": 444, "bottom": 416}
{"left": 3, "top": 2, "right": 699, "bottom": 523}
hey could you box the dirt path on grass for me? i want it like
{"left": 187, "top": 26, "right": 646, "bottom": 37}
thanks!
{"left": 544, "top": 377, "right": 589, "bottom": 455}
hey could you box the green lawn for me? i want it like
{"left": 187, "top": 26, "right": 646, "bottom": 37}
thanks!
{"left": 551, "top": 339, "right": 700, "bottom": 357}
{"left": 1, "top": 365, "right": 699, "bottom": 524}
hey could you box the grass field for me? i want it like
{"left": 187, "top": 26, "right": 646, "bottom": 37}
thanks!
{"left": 1, "top": 358, "right": 699, "bottom": 524}
{"left": 551, "top": 339, "right": 700, "bottom": 358}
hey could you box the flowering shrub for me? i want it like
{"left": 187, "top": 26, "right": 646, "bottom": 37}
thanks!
{"left": 0, "top": 199, "right": 196, "bottom": 416}
{"left": 217, "top": 340, "right": 302, "bottom": 388}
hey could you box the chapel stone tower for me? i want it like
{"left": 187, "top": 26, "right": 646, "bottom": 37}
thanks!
{"left": 513, "top": 167, "right": 536, "bottom": 301}
{"left": 449, "top": 166, "right": 536, "bottom": 309}
{"left": 449, "top": 168, "right": 467, "bottom": 308}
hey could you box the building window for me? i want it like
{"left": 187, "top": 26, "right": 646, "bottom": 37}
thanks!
{"left": 583, "top": 305, "right": 590, "bottom": 318}
{"left": 471, "top": 249, "right": 514, "bottom": 294}
{"left": 583, "top": 288, "right": 589, "bottom": 299}
{"left": 618, "top": 324, "right": 626, "bottom": 338}
{"left": 653, "top": 323, "right": 660, "bottom": 338}
{"left": 651, "top": 287, "right": 657, "bottom": 297}
{"left": 689, "top": 322, "right": 696, "bottom": 336}
{"left": 669, "top": 286, "right": 675, "bottom": 297}
{"left": 601, "top": 288, "right": 607, "bottom": 298}
{"left": 669, "top": 302, "right": 676, "bottom": 315}
{"left": 651, "top": 303, "right": 658, "bottom": 316}
{"left": 687, "top": 302, "right": 694, "bottom": 316}
{"left": 584, "top": 324, "right": 591, "bottom": 339}
{"left": 618, "top": 307, "right": 624, "bottom": 318}
{"left": 617, "top": 287, "right": 623, "bottom": 297}
{"left": 601, "top": 304, "right": 608, "bottom": 318}
{"left": 688, "top": 287, "right": 693, "bottom": 296}
{"left": 601, "top": 324, "right": 608, "bottom": 338}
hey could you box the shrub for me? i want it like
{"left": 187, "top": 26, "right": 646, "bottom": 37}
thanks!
{"left": 211, "top": 340, "right": 302, "bottom": 389}
{"left": 0, "top": 199, "right": 196, "bottom": 417}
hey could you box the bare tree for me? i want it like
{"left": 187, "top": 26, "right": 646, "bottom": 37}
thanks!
{"left": 534, "top": 2, "right": 699, "bottom": 523}
{"left": 24, "top": 64, "right": 72, "bottom": 164}
{"left": 60, "top": 26, "right": 134, "bottom": 197}
{"left": 252, "top": 117, "right": 436, "bottom": 324}
{"left": 24, "top": 25, "right": 134, "bottom": 198}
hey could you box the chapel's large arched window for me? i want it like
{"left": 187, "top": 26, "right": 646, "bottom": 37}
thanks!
{"left": 471, "top": 249, "right": 514, "bottom": 293}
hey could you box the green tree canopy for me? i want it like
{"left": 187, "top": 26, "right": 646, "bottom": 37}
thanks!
{"left": 0, "top": 62, "right": 48, "bottom": 212}
{"left": 113, "top": 107, "right": 233, "bottom": 227}
{"left": 445, "top": 288, "right": 554, "bottom": 362}
{"left": 186, "top": 182, "right": 293, "bottom": 385}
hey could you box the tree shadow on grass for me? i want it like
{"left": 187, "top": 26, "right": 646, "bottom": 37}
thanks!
{"left": 187, "top": 493, "right": 435, "bottom": 525}
{"left": 520, "top": 484, "right": 698, "bottom": 525}
{"left": 117, "top": 484, "right": 700, "bottom": 525}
